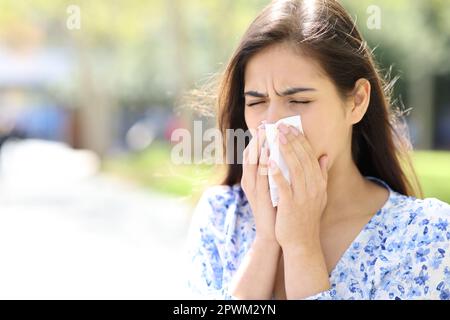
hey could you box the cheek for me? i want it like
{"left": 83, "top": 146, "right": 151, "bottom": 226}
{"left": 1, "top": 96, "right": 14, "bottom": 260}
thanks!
{"left": 301, "top": 104, "right": 346, "bottom": 159}
{"left": 302, "top": 121, "right": 324, "bottom": 159}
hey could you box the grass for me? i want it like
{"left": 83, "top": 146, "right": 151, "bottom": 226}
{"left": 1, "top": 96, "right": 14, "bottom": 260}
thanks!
{"left": 103, "top": 142, "right": 450, "bottom": 204}
{"left": 411, "top": 151, "right": 450, "bottom": 203}
{"left": 102, "top": 141, "right": 221, "bottom": 203}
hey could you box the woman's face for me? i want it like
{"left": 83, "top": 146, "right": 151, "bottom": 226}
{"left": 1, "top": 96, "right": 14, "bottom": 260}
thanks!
{"left": 244, "top": 42, "right": 353, "bottom": 165}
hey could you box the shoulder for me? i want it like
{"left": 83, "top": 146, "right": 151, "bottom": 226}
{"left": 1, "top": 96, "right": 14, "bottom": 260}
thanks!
{"left": 376, "top": 194, "right": 450, "bottom": 299}
{"left": 196, "top": 183, "right": 248, "bottom": 217}
{"left": 201, "top": 184, "right": 246, "bottom": 208}
{"left": 404, "top": 195, "right": 450, "bottom": 241}
{"left": 191, "top": 184, "right": 250, "bottom": 234}
{"left": 385, "top": 192, "right": 450, "bottom": 231}
{"left": 365, "top": 176, "right": 450, "bottom": 226}
{"left": 380, "top": 191, "right": 450, "bottom": 255}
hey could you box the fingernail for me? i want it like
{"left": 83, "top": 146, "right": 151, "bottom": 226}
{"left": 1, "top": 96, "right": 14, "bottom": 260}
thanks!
{"left": 278, "top": 132, "right": 287, "bottom": 145}
{"left": 290, "top": 126, "right": 299, "bottom": 136}
{"left": 277, "top": 123, "right": 289, "bottom": 134}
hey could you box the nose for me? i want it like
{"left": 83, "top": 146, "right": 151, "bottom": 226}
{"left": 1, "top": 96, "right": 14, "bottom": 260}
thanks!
{"left": 265, "top": 102, "right": 289, "bottom": 124}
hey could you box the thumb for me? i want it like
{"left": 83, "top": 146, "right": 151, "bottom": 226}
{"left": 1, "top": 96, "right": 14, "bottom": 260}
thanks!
{"left": 318, "top": 155, "right": 329, "bottom": 182}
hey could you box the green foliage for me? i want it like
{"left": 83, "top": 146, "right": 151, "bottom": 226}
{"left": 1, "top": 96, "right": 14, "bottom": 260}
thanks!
{"left": 1, "top": 0, "right": 449, "bottom": 107}
{"left": 412, "top": 151, "right": 450, "bottom": 203}
{"left": 341, "top": 0, "right": 450, "bottom": 75}
{"left": 104, "top": 143, "right": 450, "bottom": 204}
{"left": 103, "top": 141, "right": 219, "bottom": 199}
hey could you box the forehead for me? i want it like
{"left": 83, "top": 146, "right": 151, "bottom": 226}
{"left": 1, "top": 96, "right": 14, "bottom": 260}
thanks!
{"left": 244, "top": 43, "right": 325, "bottom": 88}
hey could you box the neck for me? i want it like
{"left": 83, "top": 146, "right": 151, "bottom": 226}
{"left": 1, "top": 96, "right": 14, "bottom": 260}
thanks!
{"left": 321, "top": 150, "right": 369, "bottom": 223}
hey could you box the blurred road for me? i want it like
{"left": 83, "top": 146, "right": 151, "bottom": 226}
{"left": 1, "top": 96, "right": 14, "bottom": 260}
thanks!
{"left": 0, "top": 140, "right": 194, "bottom": 299}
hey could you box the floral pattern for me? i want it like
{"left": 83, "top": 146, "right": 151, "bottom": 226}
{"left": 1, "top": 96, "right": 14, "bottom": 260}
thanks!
{"left": 186, "top": 177, "right": 450, "bottom": 300}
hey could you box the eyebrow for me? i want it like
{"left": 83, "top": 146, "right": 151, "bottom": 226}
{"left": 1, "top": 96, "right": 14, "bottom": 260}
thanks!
{"left": 243, "top": 87, "right": 316, "bottom": 98}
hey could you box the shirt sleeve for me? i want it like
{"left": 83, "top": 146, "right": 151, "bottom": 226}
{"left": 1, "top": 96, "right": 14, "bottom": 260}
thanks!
{"left": 417, "top": 199, "right": 450, "bottom": 300}
{"left": 303, "top": 287, "right": 337, "bottom": 300}
{"left": 371, "top": 198, "right": 450, "bottom": 300}
{"left": 185, "top": 187, "right": 235, "bottom": 300}
{"left": 186, "top": 186, "right": 338, "bottom": 300}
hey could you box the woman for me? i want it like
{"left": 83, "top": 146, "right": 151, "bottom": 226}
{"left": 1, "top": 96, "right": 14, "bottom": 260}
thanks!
{"left": 186, "top": 0, "right": 450, "bottom": 300}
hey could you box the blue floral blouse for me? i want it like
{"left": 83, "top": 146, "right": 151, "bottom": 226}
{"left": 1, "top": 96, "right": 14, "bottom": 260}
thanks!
{"left": 186, "top": 177, "right": 450, "bottom": 300}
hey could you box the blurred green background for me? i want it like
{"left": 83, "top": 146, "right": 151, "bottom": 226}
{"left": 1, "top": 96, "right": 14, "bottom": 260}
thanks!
{"left": 0, "top": 0, "right": 449, "bottom": 201}
{"left": 104, "top": 145, "right": 450, "bottom": 203}
{"left": 0, "top": 0, "right": 449, "bottom": 300}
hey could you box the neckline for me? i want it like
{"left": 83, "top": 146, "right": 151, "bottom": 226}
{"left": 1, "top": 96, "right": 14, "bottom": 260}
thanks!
{"left": 237, "top": 176, "right": 396, "bottom": 279}
{"left": 326, "top": 176, "right": 395, "bottom": 278}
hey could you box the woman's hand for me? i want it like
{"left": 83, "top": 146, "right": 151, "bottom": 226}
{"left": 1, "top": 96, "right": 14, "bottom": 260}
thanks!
{"left": 268, "top": 123, "right": 331, "bottom": 299}
{"left": 269, "top": 123, "right": 329, "bottom": 251}
{"left": 230, "top": 124, "right": 281, "bottom": 300}
{"left": 241, "top": 123, "right": 277, "bottom": 243}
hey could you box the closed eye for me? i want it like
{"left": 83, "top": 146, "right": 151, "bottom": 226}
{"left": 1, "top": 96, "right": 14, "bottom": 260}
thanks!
{"left": 246, "top": 101, "right": 265, "bottom": 107}
{"left": 290, "top": 100, "right": 312, "bottom": 104}
{"left": 246, "top": 100, "right": 312, "bottom": 107}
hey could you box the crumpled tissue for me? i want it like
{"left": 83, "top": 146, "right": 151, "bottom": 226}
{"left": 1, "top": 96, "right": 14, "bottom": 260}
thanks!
{"left": 264, "top": 115, "right": 303, "bottom": 207}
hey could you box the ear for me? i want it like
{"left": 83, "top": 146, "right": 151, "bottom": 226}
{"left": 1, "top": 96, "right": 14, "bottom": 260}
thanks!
{"left": 348, "top": 78, "right": 371, "bottom": 125}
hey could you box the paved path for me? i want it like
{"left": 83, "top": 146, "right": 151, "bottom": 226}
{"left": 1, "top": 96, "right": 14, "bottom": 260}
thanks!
{"left": 0, "top": 142, "right": 196, "bottom": 299}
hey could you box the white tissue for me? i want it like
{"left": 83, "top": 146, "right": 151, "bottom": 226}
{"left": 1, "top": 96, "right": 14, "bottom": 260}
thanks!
{"left": 265, "top": 115, "right": 303, "bottom": 207}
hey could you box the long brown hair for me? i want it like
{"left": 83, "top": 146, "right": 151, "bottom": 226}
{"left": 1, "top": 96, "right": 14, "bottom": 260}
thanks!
{"left": 216, "top": 0, "right": 422, "bottom": 197}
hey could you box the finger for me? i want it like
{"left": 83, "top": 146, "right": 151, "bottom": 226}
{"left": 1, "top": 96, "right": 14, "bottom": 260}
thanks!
{"left": 242, "top": 128, "right": 259, "bottom": 183}
{"left": 257, "top": 140, "right": 270, "bottom": 191}
{"left": 258, "top": 133, "right": 269, "bottom": 177}
{"left": 268, "top": 159, "right": 291, "bottom": 199}
{"left": 283, "top": 125, "right": 314, "bottom": 173}
{"left": 249, "top": 127, "right": 261, "bottom": 166}
{"left": 293, "top": 131, "right": 328, "bottom": 192}
{"left": 257, "top": 124, "right": 266, "bottom": 158}
{"left": 277, "top": 126, "right": 306, "bottom": 191}
{"left": 281, "top": 125, "right": 317, "bottom": 188}
{"left": 291, "top": 126, "right": 321, "bottom": 172}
